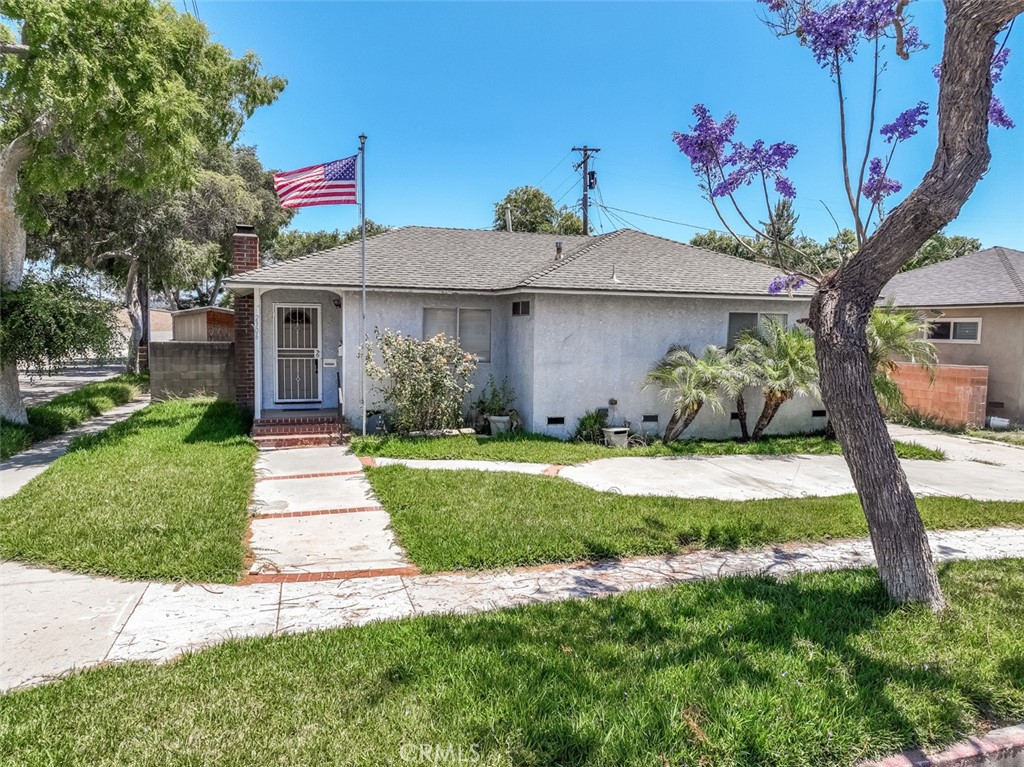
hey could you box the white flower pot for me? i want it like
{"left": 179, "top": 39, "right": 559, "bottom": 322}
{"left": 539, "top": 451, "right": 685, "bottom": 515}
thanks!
{"left": 602, "top": 427, "right": 629, "bottom": 448}
{"left": 488, "top": 415, "right": 511, "bottom": 435}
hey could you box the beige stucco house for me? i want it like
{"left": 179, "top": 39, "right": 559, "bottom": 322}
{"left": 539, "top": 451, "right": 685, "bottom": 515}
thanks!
{"left": 883, "top": 246, "right": 1024, "bottom": 423}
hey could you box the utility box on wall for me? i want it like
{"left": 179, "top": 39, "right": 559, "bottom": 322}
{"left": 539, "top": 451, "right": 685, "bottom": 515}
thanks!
{"left": 171, "top": 307, "right": 235, "bottom": 342}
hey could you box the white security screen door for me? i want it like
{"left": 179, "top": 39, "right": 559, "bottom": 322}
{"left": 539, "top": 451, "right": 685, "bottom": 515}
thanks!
{"left": 275, "top": 305, "right": 321, "bottom": 402}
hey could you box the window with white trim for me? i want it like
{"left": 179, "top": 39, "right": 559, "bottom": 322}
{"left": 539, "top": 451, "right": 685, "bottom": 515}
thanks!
{"left": 727, "top": 312, "right": 789, "bottom": 347}
{"left": 927, "top": 319, "right": 981, "bottom": 343}
{"left": 423, "top": 307, "right": 492, "bottom": 362}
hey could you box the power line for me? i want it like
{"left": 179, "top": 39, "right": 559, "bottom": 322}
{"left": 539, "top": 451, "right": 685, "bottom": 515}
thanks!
{"left": 534, "top": 149, "right": 573, "bottom": 188}
{"left": 593, "top": 203, "right": 717, "bottom": 232}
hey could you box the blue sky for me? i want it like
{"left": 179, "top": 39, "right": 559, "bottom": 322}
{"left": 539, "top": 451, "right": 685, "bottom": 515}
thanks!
{"left": 197, "top": 1, "right": 1023, "bottom": 248}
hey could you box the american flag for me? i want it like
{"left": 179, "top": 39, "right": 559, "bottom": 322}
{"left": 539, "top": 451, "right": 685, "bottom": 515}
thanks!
{"left": 273, "top": 155, "right": 358, "bottom": 208}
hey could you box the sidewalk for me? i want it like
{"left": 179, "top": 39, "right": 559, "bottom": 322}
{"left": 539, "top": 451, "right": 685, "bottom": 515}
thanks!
{"left": 4, "top": 526, "right": 1023, "bottom": 691}
{"left": 0, "top": 396, "right": 152, "bottom": 499}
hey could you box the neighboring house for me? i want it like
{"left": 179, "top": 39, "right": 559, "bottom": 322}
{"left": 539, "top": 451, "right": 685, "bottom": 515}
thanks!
{"left": 224, "top": 225, "right": 823, "bottom": 438}
{"left": 883, "top": 246, "right": 1024, "bottom": 423}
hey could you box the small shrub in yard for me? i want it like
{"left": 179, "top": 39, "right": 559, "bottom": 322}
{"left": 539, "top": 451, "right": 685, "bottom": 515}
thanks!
{"left": 572, "top": 409, "right": 608, "bottom": 443}
{"left": 364, "top": 329, "right": 477, "bottom": 434}
{"left": 473, "top": 373, "right": 516, "bottom": 416}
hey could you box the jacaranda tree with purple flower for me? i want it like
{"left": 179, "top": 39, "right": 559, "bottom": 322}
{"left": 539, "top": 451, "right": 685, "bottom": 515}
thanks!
{"left": 673, "top": 0, "right": 1020, "bottom": 610}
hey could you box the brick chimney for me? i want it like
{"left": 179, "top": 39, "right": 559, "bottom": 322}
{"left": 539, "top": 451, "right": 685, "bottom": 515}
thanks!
{"left": 232, "top": 224, "right": 259, "bottom": 274}
{"left": 232, "top": 225, "right": 258, "bottom": 411}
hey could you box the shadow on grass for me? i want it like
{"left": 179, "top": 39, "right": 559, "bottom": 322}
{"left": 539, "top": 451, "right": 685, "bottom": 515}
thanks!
{"left": 399, "top": 565, "right": 1013, "bottom": 764}
{"left": 66, "top": 399, "right": 252, "bottom": 454}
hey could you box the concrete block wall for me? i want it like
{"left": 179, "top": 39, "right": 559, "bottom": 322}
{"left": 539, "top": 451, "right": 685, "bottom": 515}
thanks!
{"left": 891, "top": 362, "right": 988, "bottom": 427}
{"left": 150, "top": 341, "right": 236, "bottom": 401}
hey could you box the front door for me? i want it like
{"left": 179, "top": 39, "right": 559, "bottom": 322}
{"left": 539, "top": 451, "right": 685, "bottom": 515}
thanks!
{"left": 275, "top": 305, "right": 321, "bottom": 403}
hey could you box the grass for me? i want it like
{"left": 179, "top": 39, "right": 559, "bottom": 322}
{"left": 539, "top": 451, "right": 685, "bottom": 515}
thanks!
{"left": 0, "top": 399, "right": 257, "bottom": 582}
{"left": 967, "top": 429, "right": 1024, "bottom": 447}
{"left": 369, "top": 466, "right": 1024, "bottom": 572}
{"left": 0, "top": 372, "right": 149, "bottom": 460}
{"left": 353, "top": 431, "right": 944, "bottom": 464}
{"left": 1, "top": 560, "right": 1022, "bottom": 766}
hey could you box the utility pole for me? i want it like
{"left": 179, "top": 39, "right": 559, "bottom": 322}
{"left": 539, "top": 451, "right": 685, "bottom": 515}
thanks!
{"left": 572, "top": 145, "right": 600, "bottom": 235}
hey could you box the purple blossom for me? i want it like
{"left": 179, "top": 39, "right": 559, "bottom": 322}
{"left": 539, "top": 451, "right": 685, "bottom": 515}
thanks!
{"left": 880, "top": 101, "right": 929, "bottom": 143}
{"left": 796, "top": 0, "right": 912, "bottom": 71}
{"left": 991, "top": 48, "right": 1010, "bottom": 84}
{"left": 757, "top": 0, "right": 787, "bottom": 11}
{"left": 862, "top": 157, "right": 902, "bottom": 206}
{"left": 671, "top": 104, "right": 736, "bottom": 177}
{"left": 990, "top": 96, "right": 1015, "bottom": 129}
{"left": 768, "top": 274, "right": 808, "bottom": 295}
{"left": 774, "top": 177, "right": 797, "bottom": 198}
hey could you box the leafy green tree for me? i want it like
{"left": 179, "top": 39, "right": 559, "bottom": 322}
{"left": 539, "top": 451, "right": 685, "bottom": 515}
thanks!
{"left": 867, "top": 305, "right": 937, "bottom": 414}
{"left": 268, "top": 220, "right": 391, "bottom": 262}
{"left": 731, "top": 321, "right": 819, "bottom": 441}
{"left": 0, "top": 272, "right": 118, "bottom": 375}
{"left": 0, "top": 0, "right": 284, "bottom": 422}
{"left": 644, "top": 345, "right": 730, "bottom": 443}
{"left": 901, "top": 232, "right": 983, "bottom": 272}
{"left": 493, "top": 186, "right": 584, "bottom": 234}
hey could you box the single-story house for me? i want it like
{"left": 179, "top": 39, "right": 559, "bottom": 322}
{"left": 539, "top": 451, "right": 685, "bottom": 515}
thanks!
{"left": 224, "top": 225, "right": 823, "bottom": 438}
{"left": 883, "top": 246, "right": 1024, "bottom": 423}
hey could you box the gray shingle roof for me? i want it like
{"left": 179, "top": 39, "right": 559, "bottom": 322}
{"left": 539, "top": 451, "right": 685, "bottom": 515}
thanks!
{"left": 882, "top": 247, "right": 1024, "bottom": 307}
{"left": 225, "top": 226, "right": 811, "bottom": 298}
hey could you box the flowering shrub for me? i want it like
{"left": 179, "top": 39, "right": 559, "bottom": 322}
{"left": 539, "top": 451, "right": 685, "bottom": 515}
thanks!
{"left": 363, "top": 329, "right": 477, "bottom": 434}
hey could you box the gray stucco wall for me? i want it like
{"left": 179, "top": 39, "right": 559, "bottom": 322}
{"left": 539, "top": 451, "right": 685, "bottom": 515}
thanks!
{"left": 527, "top": 293, "right": 821, "bottom": 439}
{"left": 917, "top": 306, "right": 1024, "bottom": 421}
{"left": 341, "top": 290, "right": 508, "bottom": 425}
{"left": 258, "top": 289, "right": 343, "bottom": 411}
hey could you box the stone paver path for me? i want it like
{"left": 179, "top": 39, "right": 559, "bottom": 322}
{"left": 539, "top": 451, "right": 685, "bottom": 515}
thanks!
{"left": 0, "top": 396, "right": 152, "bottom": 499}
{"left": 4, "top": 527, "right": 1023, "bottom": 691}
{"left": 248, "top": 446, "right": 413, "bottom": 580}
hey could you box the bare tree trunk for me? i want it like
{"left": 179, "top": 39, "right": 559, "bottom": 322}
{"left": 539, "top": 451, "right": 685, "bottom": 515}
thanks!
{"left": 810, "top": 0, "right": 1024, "bottom": 609}
{"left": 662, "top": 411, "right": 683, "bottom": 444}
{"left": 123, "top": 259, "right": 143, "bottom": 374}
{"left": 0, "top": 134, "right": 33, "bottom": 424}
{"left": 735, "top": 394, "right": 749, "bottom": 441}
{"left": 751, "top": 392, "right": 790, "bottom": 441}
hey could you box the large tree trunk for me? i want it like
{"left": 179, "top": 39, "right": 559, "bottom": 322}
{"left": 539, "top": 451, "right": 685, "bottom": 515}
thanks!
{"left": 124, "top": 259, "right": 143, "bottom": 374}
{"left": 662, "top": 404, "right": 700, "bottom": 443}
{"left": 0, "top": 134, "right": 33, "bottom": 424}
{"left": 811, "top": 0, "right": 1023, "bottom": 609}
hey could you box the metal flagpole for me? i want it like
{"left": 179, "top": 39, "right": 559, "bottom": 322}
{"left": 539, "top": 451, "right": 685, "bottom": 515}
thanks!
{"left": 359, "top": 133, "right": 367, "bottom": 435}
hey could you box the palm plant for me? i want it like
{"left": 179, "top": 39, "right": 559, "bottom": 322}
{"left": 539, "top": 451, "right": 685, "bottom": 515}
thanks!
{"left": 867, "top": 305, "right": 938, "bottom": 414}
{"left": 731, "top": 320, "right": 819, "bottom": 440}
{"left": 719, "top": 351, "right": 758, "bottom": 441}
{"left": 644, "top": 344, "right": 730, "bottom": 443}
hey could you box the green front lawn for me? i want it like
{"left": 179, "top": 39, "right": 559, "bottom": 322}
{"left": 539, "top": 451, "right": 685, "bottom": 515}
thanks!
{"left": 353, "top": 431, "right": 944, "bottom": 464}
{"left": 0, "top": 399, "right": 256, "bottom": 582}
{"left": 0, "top": 372, "right": 149, "bottom": 460}
{"left": 2, "top": 560, "right": 1022, "bottom": 766}
{"left": 369, "top": 466, "right": 1024, "bottom": 572}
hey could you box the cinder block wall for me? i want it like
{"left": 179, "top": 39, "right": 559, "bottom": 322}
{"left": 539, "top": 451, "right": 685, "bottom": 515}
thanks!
{"left": 891, "top": 362, "right": 988, "bottom": 427}
{"left": 150, "top": 341, "right": 236, "bottom": 401}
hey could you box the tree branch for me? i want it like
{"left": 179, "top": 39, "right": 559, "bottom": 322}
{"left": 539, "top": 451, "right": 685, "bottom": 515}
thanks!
{"left": 0, "top": 42, "right": 29, "bottom": 57}
{"left": 842, "top": 0, "right": 1024, "bottom": 297}
{"left": 835, "top": 59, "right": 867, "bottom": 244}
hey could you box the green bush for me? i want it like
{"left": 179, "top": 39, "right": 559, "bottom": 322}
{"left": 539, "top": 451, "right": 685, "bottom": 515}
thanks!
{"left": 364, "top": 329, "right": 477, "bottom": 434}
{"left": 572, "top": 409, "right": 609, "bottom": 443}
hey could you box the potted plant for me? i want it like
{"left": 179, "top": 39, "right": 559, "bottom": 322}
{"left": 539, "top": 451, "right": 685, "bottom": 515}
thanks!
{"left": 476, "top": 374, "right": 516, "bottom": 435}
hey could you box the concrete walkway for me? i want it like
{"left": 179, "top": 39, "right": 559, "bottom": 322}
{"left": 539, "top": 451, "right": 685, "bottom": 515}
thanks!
{"left": 0, "top": 396, "right": 152, "bottom": 499}
{"left": 4, "top": 527, "right": 1023, "bottom": 691}
{"left": 248, "top": 446, "right": 413, "bottom": 580}
{"left": 370, "top": 439, "right": 1024, "bottom": 502}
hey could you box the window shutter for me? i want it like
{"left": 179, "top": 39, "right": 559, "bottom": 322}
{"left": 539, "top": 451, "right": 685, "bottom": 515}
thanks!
{"left": 423, "top": 308, "right": 457, "bottom": 341}
{"left": 727, "top": 313, "right": 758, "bottom": 347}
{"left": 458, "top": 309, "right": 491, "bottom": 362}
{"left": 952, "top": 321, "right": 979, "bottom": 341}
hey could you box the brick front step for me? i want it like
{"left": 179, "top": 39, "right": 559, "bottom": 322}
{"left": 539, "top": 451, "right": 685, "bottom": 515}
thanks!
{"left": 254, "top": 416, "right": 341, "bottom": 426}
{"left": 253, "top": 434, "right": 343, "bottom": 449}
{"left": 252, "top": 422, "right": 340, "bottom": 437}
